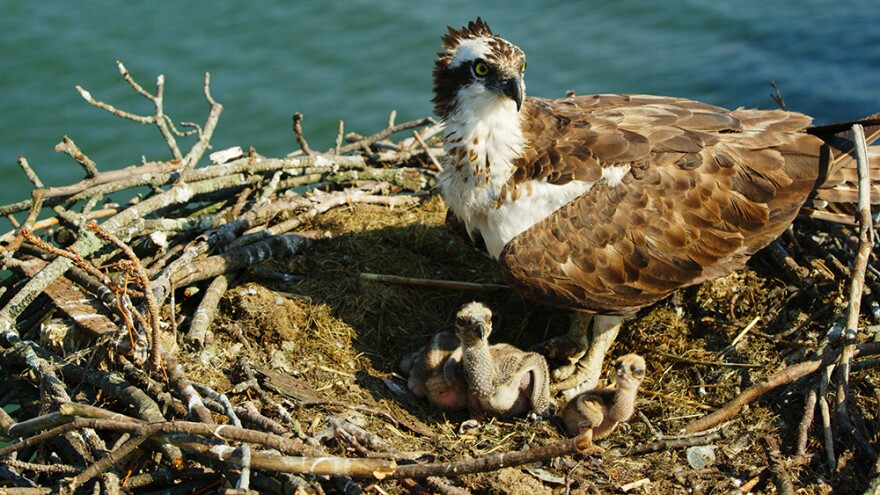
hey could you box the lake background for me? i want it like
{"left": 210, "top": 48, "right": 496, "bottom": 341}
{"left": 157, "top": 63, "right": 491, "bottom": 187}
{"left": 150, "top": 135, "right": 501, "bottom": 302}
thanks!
{"left": 1, "top": 1, "right": 878, "bottom": 220}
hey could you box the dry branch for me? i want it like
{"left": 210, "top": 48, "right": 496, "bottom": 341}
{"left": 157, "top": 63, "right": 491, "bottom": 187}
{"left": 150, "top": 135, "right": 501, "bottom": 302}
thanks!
{"left": 171, "top": 234, "right": 309, "bottom": 288}
{"left": 684, "top": 342, "right": 880, "bottom": 433}
{"left": 391, "top": 436, "right": 597, "bottom": 479}
{"left": 835, "top": 123, "right": 874, "bottom": 420}
{"left": 87, "top": 222, "right": 163, "bottom": 371}
{"left": 55, "top": 136, "right": 99, "bottom": 178}
{"left": 360, "top": 273, "right": 510, "bottom": 292}
{"left": 186, "top": 272, "right": 233, "bottom": 347}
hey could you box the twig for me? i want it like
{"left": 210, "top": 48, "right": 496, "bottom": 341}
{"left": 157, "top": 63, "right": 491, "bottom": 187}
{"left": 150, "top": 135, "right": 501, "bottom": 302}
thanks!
{"left": 5, "top": 412, "right": 71, "bottom": 439}
{"left": 326, "top": 417, "right": 421, "bottom": 460}
{"left": 162, "top": 352, "right": 214, "bottom": 424}
{"left": 335, "top": 120, "right": 345, "bottom": 154}
{"left": 5, "top": 345, "right": 181, "bottom": 472}
{"left": 764, "top": 436, "right": 795, "bottom": 495}
{"left": 0, "top": 404, "right": 15, "bottom": 432}
{"left": 0, "top": 153, "right": 365, "bottom": 217}
{"left": 683, "top": 341, "right": 880, "bottom": 433}
{"left": 767, "top": 239, "right": 810, "bottom": 284}
{"left": 292, "top": 112, "right": 314, "bottom": 156}
{"left": 360, "top": 273, "right": 509, "bottom": 292}
{"left": 186, "top": 272, "right": 233, "bottom": 348}
{"left": 179, "top": 72, "right": 223, "bottom": 174}
{"left": 654, "top": 350, "right": 762, "bottom": 369}
{"left": 87, "top": 221, "right": 163, "bottom": 372}
{"left": 796, "top": 386, "right": 818, "bottom": 457}
{"left": 0, "top": 422, "right": 79, "bottom": 458}
{"left": 19, "top": 228, "right": 117, "bottom": 294}
{"left": 388, "top": 110, "right": 397, "bottom": 129}
{"left": 116, "top": 356, "right": 188, "bottom": 418}
{"left": 717, "top": 316, "right": 761, "bottom": 357}
{"left": 65, "top": 408, "right": 323, "bottom": 458}
{"left": 0, "top": 163, "right": 219, "bottom": 341}
{"left": 76, "top": 62, "right": 182, "bottom": 162}
{"left": 391, "top": 436, "right": 597, "bottom": 479}
{"left": 121, "top": 467, "right": 217, "bottom": 490}
{"left": 235, "top": 402, "right": 287, "bottom": 436}
{"left": 171, "top": 234, "right": 310, "bottom": 288}
{"left": 176, "top": 441, "right": 396, "bottom": 480}
{"left": 63, "top": 435, "right": 149, "bottom": 494}
{"left": 193, "top": 384, "right": 251, "bottom": 491}
{"left": 5, "top": 213, "right": 20, "bottom": 229}
{"left": 256, "top": 171, "right": 283, "bottom": 206}
{"left": 413, "top": 130, "right": 443, "bottom": 171}
{"left": 55, "top": 136, "right": 99, "bottom": 178}
{"left": 17, "top": 156, "right": 45, "bottom": 188}
{"left": 1, "top": 208, "right": 117, "bottom": 245}
{"left": 240, "top": 193, "right": 417, "bottom": 248}
{"left": 819, "top": 365, "right": 836, "bottom": 467}
{"left": 769, "top": 81, "right": 786, "bottom": 110}
{"left": 0, "top": 474, "right": 44, "bottom": 493}
{"left": 0, "top": 459, "right": 79, "bottom": 475}
{"left": 327, "top": 167, "right": 432, "bottom": 191}
{"left": 835, "top": 123, "right": 874, "bottom": 421}
{"left": 425, "top": 477, "right": 472, "bottom": 495}
{"left": 608, "top": 429, "right": 724, "bottom": 456}
{"left": 119, "top": 62, "right": 182, "bottom": 162}
{"left": 335, "top": 117, "right": 435, "bottom": 155}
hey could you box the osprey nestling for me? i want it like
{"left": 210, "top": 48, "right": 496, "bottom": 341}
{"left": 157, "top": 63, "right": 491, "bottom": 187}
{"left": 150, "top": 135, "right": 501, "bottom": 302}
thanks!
{"left": 433, "top": 18, "right": 880, "bottom": 395}
{"left": 561, "top": 353, "right": 645, "bottom": 441}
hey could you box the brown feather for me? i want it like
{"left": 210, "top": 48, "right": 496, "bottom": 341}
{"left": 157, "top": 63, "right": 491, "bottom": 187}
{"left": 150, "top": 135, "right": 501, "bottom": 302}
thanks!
{"left": 495, "top": 93, "right": 877, "bottom": 314}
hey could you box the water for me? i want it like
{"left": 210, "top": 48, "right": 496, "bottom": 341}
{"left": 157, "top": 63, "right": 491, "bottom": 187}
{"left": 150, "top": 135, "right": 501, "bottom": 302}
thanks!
{"left": 2, "top": 1, "right": 878, "bottom": 221}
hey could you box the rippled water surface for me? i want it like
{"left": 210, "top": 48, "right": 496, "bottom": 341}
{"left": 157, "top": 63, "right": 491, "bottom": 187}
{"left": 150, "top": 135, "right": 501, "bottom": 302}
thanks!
{"left": 1, "top": 1, "right": 878, "bottom": 210}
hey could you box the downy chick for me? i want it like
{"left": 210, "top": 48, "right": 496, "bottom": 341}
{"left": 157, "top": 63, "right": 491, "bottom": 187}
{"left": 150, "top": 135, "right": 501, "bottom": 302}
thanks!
{"left": 456, "top": 301, "right": 552, "bottom": 419}
{"left": 400, "top": 331, "right": 468, "bottom": 411}
{"left": 561, "top": 353, "right": 645, "bottom": 442}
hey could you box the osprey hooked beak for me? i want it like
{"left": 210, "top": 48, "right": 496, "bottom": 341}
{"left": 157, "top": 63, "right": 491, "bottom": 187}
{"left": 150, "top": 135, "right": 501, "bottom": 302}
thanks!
{"left": 484, "top": 63, "right": 525, "bottom": 112}
{"left": 497, "top": 75, "right": 524, "bottom": 112}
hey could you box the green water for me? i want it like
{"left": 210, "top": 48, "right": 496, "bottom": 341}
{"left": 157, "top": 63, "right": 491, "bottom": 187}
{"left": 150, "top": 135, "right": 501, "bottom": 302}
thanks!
{"left": 1, "top": 1, "right": 878, "bottom": 218}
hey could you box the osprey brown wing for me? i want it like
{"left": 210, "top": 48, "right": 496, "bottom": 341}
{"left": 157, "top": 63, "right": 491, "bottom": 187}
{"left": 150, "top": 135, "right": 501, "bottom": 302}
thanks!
{"left": 499, "top": 95, "right": 822, "bottom": 314}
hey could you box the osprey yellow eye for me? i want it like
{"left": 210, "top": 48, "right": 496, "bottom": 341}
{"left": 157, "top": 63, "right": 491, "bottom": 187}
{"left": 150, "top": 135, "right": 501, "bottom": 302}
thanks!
{"left": 521, "top": 61, "right": 527, "bottom": 73}
{"left": 474, "top": 61, "right": 489, "bottom": 77}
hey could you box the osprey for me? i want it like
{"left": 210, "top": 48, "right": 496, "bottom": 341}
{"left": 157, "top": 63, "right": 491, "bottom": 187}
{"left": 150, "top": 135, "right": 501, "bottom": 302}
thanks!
{"left": 433, "top": 18, "right": 880, "bottom": 396}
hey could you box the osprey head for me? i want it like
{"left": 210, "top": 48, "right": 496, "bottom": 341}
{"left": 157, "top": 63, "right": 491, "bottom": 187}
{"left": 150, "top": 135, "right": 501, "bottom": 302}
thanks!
{"left": 432, "top": 18, "right": 527, "bottom": 118}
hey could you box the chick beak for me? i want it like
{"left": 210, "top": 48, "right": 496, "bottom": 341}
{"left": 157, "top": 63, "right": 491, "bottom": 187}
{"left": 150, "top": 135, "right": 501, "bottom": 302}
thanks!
{"left": 500, "top": 76, "right": 523, "bottom": 112}
{"left": 476, "top": 321, "right": 489, "bottom": 339}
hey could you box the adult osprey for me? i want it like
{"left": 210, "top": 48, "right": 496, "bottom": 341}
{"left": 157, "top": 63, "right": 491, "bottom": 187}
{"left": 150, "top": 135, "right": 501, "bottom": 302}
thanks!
{"left": 433, "top": 19, "right": 880, "bottom": 395}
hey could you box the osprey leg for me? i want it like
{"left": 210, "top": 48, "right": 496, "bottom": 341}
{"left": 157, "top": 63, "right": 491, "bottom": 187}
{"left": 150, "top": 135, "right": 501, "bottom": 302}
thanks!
{"left": 550, "top": 314, "right": 625, "bottom": 398}
{"left": 537, "top": 313, "right": 592, "bottom": 378}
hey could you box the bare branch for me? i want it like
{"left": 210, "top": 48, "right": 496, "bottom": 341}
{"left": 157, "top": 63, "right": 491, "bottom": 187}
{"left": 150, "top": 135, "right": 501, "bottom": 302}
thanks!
{"left": 179, "top": 72, "right": 223, "bottom": 175}
{"left": 683, "top": 342, "right": 880, "bottom": 433}
{"left": 55, "top": 136, "right": 99, "bottom": 178}
{"left": 360, "top": 272, "right": 509, "bottom": 292}
{"left": 186, "top": 272, "right": 233, "bottom": 348}
{"left": 87, "top": 222, "right": 163, "bottom": 372}
{"left": 292, "top": 112, "right": 314, "bottom": 156}
{"left": 17, "top": 155, "right": 44, "bottom": 188}
{"left": 835, "top": 123, "right": 874, "bottom": 418}
{"left": 334, "top": 117, "right": 435, "bottom": 155}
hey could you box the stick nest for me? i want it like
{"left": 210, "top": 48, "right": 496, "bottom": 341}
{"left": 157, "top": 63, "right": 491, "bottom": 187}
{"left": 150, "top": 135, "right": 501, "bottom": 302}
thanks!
{"left": 1, "top": 63, "right": 879, "bottom": 495}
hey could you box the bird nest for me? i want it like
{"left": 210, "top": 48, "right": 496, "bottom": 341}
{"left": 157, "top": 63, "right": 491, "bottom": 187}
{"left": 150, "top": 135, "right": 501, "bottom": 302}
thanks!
{"left": 1, "top": 64, "right": 879, "bottom": 495}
